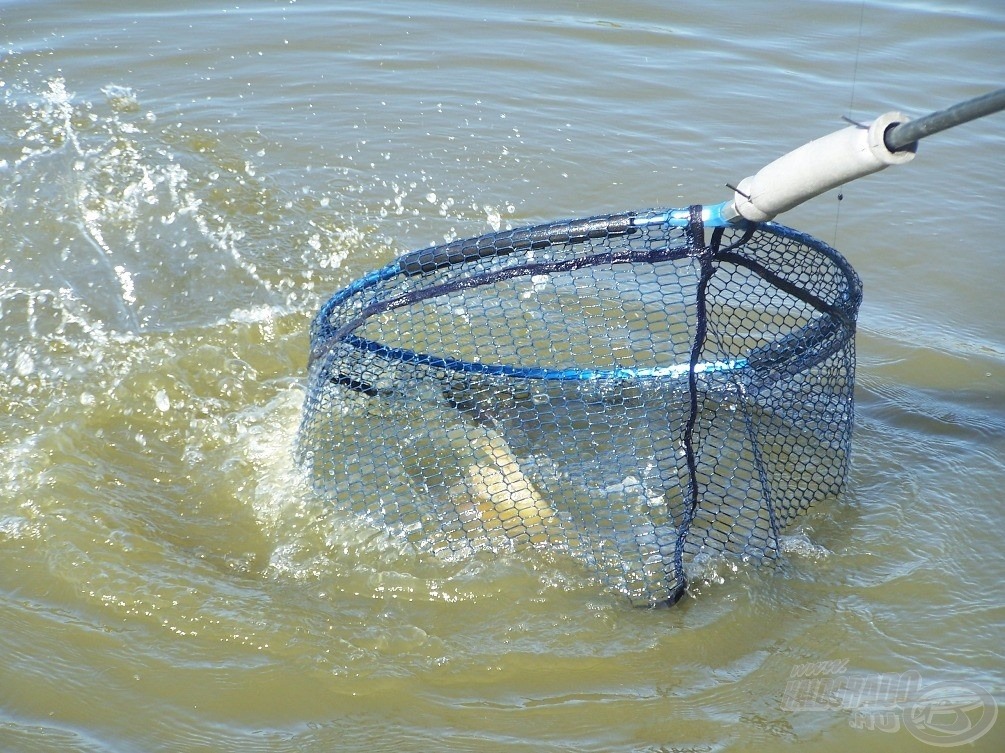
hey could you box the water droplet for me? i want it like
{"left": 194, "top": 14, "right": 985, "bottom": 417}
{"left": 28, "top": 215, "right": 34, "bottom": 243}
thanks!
{"left": 155, "top": 389, "right": 171, "bottom": 412}
{"left": 484, "top": 205, "right": 501, "bottom": 231}
{"left": 14, "top": 350, "right": 34, "bottom": 377}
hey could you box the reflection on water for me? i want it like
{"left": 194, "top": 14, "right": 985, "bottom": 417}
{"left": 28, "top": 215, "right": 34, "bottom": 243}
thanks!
{"left": 1, "top": 1, "right": 1003, "bottom": 751}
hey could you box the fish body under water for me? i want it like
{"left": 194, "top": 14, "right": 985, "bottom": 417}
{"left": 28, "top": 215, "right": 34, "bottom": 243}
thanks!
{"left": 448, "top": 422, "right": 563, "bottom": 546}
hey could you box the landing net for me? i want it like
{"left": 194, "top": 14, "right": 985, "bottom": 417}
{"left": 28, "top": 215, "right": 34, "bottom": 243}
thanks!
{"left": 297, "top": 207, "right": 861, "bottom": 605}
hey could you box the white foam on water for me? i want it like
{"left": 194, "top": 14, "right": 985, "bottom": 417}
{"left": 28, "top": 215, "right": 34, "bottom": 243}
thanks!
{"left": 779, "top": 529, "right": 831, "bottom": 560}
{"left": 202, "top": 381, "right": 344, "bottom": 583}
{"left": 100, "top": 84, "right": 140, "bottom": 113}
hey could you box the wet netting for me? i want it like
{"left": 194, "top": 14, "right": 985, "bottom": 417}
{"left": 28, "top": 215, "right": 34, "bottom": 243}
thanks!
{"left": 297, "top": 207, "right": 862, "bottom": 606}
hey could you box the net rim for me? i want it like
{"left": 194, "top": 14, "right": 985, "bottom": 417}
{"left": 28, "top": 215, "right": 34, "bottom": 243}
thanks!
{"left": 336, "top": 332, "right": 748, "bottom": 382}
{"left": 310, "top": 215, "right": 861, "bottom": 385}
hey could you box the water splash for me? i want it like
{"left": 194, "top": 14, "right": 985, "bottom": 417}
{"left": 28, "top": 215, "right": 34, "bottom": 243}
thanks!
{"left": 1, "top": 77, "right": 365, "bottom": 336}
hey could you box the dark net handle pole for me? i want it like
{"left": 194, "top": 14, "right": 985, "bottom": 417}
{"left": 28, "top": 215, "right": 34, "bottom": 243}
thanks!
{"left": 885, "top": 87, "right": 1005, "bottom": 152}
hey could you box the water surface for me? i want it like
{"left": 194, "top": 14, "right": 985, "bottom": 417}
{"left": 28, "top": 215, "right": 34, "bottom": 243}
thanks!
{"left": 1, "top": 1, "right": 1003, "bottom": 751}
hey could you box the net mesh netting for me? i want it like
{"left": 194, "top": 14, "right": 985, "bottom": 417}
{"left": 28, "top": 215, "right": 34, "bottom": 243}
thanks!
{"left": 297, "top": 207, "right": 862, "bottom": 606}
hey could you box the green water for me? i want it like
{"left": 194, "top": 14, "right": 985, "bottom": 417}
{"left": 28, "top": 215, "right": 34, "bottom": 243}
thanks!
{"left": 1, "top": 1, "right": 1003, "bottom": 751}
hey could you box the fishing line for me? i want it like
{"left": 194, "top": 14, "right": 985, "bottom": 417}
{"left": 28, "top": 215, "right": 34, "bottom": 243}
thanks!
{"left": 835, "top": 0, "right": 869, "bottom": 247}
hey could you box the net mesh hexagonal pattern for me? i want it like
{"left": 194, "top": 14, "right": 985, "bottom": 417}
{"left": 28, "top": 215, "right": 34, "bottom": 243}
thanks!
{"left": 297, "top": 207, "right": 861, "bottom": 606}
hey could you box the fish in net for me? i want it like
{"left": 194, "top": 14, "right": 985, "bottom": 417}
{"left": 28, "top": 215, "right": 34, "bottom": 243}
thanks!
{"left": 297, "top": 90, "right": 1004, "bottom": 606}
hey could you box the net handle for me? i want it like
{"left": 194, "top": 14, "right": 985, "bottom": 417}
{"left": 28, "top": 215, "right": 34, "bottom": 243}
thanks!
{"left": 725, "top": 88, "right": 1005, "bottom": 223}
{"left": 885, "top": 88, "right": 1005, "bottom": 151}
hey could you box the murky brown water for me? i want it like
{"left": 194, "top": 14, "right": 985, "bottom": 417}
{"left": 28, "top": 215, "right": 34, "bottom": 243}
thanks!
{"left": 2, "top": 1, "right": 1003, "bottom": 750}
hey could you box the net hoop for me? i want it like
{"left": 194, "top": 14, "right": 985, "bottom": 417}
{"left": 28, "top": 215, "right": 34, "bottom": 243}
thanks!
{"left": 308, "top": 216, "right": 859, "bottom": 387}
